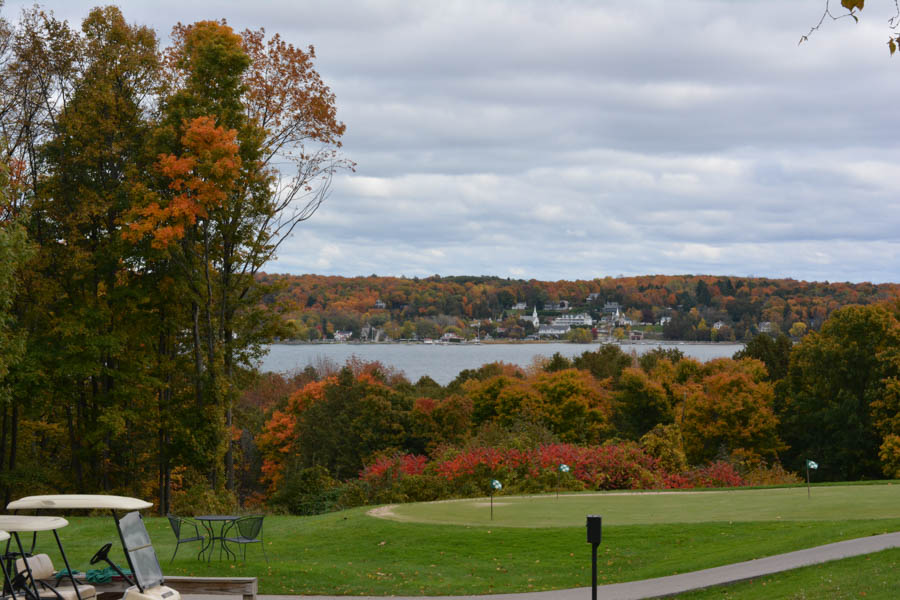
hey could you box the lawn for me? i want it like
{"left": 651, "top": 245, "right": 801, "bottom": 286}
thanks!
{"left": 15, "top": 484, "right": 900, "bottom": 596}
{"left": 382, "top": 484, "right": 900, "bottom": 527}
{"left": 672, "top": 547, "right": 900, "bottom": 599}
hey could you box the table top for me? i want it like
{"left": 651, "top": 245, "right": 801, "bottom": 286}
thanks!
{"left": 194, "top": 515, "right": 239, "bottom": 521}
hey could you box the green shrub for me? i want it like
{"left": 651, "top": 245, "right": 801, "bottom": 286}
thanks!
{"left": 171, "top": 484, "right": 238, "bottom": 516}
{"left": 742, "top": 462, "right": 802, "bottom": 486}
{"left": 270, "top": 464, "right": 343, "bottom": 515}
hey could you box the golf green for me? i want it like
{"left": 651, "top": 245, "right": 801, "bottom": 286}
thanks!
{"left": 373, "top": 485, "right": 900, "bottom": 527}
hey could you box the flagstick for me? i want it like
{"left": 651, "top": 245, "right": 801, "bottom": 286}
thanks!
{"left": 806, "top": 461, "right": 810, "bottom": 498}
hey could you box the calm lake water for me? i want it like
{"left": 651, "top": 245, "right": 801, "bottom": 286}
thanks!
{"left": 259, "top": 342, "right": 744, "bottom": 385}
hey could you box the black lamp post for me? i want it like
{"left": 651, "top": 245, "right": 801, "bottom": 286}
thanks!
{"left": 586, "top": 515, "right": 602, "bottom": 600}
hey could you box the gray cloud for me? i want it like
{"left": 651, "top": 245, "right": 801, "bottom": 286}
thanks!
{"left": 4, "top": 0, "right": 900, "bottom": 282}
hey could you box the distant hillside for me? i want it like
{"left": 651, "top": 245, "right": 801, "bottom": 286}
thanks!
{"left": 257, "top": 273, "right": 900, "bottom": 342}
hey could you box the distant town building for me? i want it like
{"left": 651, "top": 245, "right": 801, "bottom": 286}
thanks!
{"left": 538, "top": 324, "right": 571, "bottom": 337}
{"left": 334, "top": 330, "right": 353, "bottom": 342}
{"left": 361, "top": 324, "right": 387, "bottom": 342}
{"left": 513, "top": 302, "right": 527, "bottom": 310}
{"left": 373, "top": 299, "right": 387, "bottom": 309}
{"left": 545, "top": 300, "right": 570, "bottom": 311}
{"left": 603, "top": 302, "right": 621, "bottom": 315}
{"left": 520, "top": 306, "right": 540, "bottom": 328}
{"left": 758, "top": 321, "right": 775, "bottom": 333}
{"left": 552, "top": 313, "right": 593, "bottom": 327}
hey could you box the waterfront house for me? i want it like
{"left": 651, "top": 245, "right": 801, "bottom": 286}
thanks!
{"left": 552, "top": 313, "right": 593, "bottom": 327}
{"left": 538, "top": 324, "right": 571, "bottom": 337}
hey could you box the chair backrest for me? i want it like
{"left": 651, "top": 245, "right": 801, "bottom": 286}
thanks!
{"left": 15, "top": 554, "right": 55, "bottom": 580}
{"left": 234, "top": 515, "right": 263, "bottom": 540}
{"left": 167, "top": 515, "right": 184, "bottom": 539}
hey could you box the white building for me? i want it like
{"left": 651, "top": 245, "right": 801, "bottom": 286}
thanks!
{"left": 552, "top": 313, "right": 593, "bottom": 327}
{"left": 520, "top": 306, "right": 539, "bottom": 328}
{"left": 538, "top": 324, "right": 570, "bottom": 337}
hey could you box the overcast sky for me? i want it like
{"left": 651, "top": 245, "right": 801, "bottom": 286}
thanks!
{"left": 4, "top": 0, "right": 900, "bottom": 283}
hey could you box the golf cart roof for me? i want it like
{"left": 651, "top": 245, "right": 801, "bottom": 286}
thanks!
{"left": 8, "top": 494, "right": 153, "bottom": 511}
{"left": 0, "top": 530, "right": 9, "bottom": 542}
{"left": 0, "top": 515, "right": 68, "bottom": 532}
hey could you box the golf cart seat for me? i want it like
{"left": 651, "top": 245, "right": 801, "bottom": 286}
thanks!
{"left": 14, "top": 554, "right": 97, "bottom": 600}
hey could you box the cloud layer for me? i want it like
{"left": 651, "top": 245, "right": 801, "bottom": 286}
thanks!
{"left": 6, "top": 0, "right": 900, "bottom": 282}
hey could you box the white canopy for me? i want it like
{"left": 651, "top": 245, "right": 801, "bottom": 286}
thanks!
{"left": 0, "top": 515, "right": 68, "bottom": 532}
{"left": 8, "top": 494, "right": 153, "bottom": 511}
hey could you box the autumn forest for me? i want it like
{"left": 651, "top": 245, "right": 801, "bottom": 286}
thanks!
{"left": 1, "top": 3, "right": 899, "bottom": 517}
{"left": 261, "top": 272, "right": 899, "bottom": 342}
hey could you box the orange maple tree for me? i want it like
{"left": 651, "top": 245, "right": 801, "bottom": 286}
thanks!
{"left": 125, "top": 116, "right": 241, "bottom": 248}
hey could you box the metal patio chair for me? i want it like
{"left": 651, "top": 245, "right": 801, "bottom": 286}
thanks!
{"left": 222, "top": 515, "right": 267, "bottom": 564}
{"left": 166, "top": 515, "right": 205, "bottom": 563}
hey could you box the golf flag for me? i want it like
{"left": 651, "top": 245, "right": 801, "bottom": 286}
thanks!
{"left": 806, "top": 459, "right": 818, "bottom": 470}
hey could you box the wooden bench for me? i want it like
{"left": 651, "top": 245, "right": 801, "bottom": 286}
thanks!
{"left": 87, "top": 576, "right": 257, "bottom": 600}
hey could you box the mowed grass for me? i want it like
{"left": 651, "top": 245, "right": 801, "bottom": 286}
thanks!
{"left": 673, "top": 548, "right": 900, "bottom": 599}
{"left": 383, "top": 484, "right": 900, "bottom": 527}
{"left": 16, "top": 484, "right": 900, "bottom": 596}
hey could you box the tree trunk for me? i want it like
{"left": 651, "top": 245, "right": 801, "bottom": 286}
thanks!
{"left": 5, "top": 402, "right": 17, "bottom": 507}
{"left": 0, "top": 406, "right": 7, "bottom": 503}
{"left": 65, "top": 399, "right": 84, "bottom": 491}
{"left": 192, "top": 301, "right": 203, "bottom": 406}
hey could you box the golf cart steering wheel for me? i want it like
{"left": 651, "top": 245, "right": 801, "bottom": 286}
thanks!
{"left": 90, "top": 542, "right": 113, "bottom": 565}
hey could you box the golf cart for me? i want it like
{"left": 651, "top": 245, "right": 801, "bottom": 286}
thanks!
{"left": 6, "top": 495, "right": 180, "bottom": 600}
{"left": 0, "top": 514, "right": 94, "bottom": 600}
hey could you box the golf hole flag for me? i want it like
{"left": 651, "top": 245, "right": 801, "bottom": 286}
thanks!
{"left": 806, "top": 459, "right": 818, "bottom": 470}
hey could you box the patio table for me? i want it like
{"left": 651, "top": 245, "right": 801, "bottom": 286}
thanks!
{"left": 194, "top": 515, "right": 239, "bottom": 563}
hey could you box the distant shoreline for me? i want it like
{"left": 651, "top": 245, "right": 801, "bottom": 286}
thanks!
{"left": 270, "top": 339, "right": 742, "bottom": 346}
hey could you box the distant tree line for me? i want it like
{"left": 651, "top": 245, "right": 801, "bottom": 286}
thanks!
{"left": 261, "top": 273, "right": 898, "bottom": 342}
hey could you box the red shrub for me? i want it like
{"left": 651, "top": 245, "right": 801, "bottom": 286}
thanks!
{"left": 361, "top": 454, "right": 427, "bottom": 482}
{"left": 680, "top": 461, "right": 746, "bottom": 488}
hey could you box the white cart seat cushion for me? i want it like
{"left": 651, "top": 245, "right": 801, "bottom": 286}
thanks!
{"left": 14, "top": 554, "right": 97, "bottom": 600}
{"left": 40, "top": 586, "right": 97, "bottom": 600}
{"left": 16, "top": 554, "right": 55, "bottom": 579}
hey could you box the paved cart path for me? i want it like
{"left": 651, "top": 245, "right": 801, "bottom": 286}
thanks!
{"left": 184, "top": 530, "right": 900, "bottom": 600}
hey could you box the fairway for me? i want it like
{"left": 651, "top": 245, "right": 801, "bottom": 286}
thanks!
{"left": 373, "top": 485, "right": 900, "bottom": 527}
